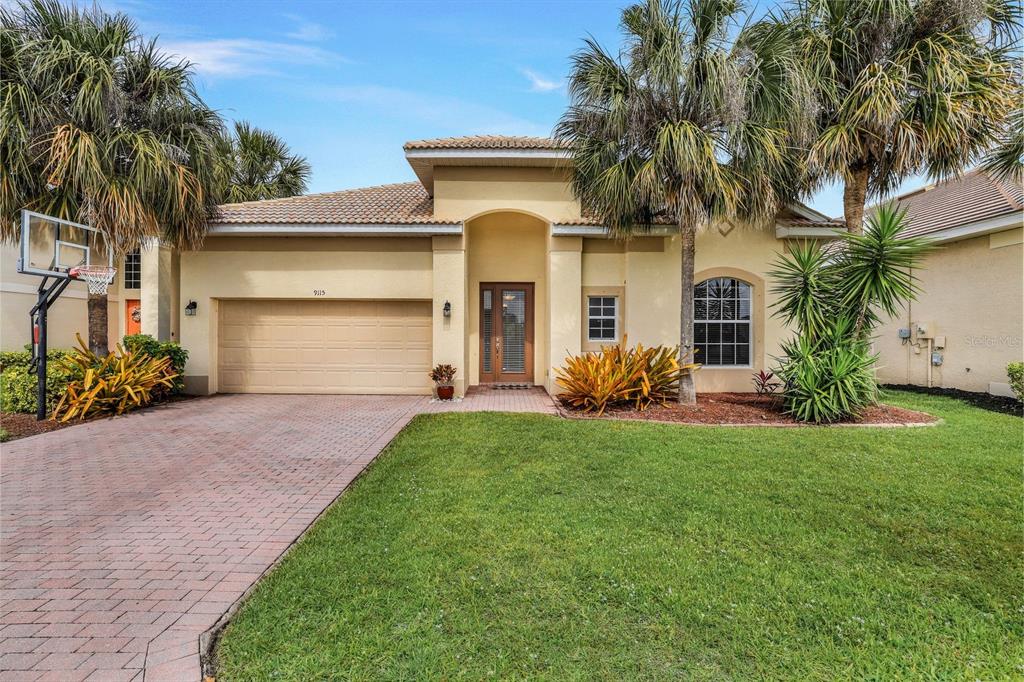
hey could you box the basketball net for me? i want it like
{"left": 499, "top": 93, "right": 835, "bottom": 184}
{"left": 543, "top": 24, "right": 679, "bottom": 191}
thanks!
{"left": 69, "top": 265, "right": 117, "bottom": 295}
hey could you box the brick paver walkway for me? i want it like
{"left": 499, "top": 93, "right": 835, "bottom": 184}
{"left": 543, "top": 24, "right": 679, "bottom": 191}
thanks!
{"left": 1, "top": 388, "right": 557, "bottom": 681}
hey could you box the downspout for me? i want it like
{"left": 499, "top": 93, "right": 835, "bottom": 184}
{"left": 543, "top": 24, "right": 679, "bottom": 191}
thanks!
{"left": 906, "top": 268, "right": 912, "bottom": 385}
{"left": 926, "top": 338, "right": 934, "bottom": 389}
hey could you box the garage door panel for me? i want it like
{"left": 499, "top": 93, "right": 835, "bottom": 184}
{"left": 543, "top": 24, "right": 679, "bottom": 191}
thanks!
{"left": 218, "top": 299, "right": 432, "bottom": 394}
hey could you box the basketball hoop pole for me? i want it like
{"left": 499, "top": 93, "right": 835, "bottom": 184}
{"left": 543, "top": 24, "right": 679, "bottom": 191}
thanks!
{"left": 28, "top": 275, "right": 72, "bottom": 421}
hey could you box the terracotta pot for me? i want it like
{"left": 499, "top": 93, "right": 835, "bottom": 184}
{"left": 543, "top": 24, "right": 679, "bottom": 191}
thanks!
{"left": 436, "top": 385, "right": 455, "bottom": 400}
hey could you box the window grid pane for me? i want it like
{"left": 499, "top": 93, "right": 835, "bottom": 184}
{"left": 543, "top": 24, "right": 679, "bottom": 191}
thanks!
{"left": 587, "top": 295, "right": 618, "bottom": 342}
{"left": 123, "top": 250, "right": 141, "bottom": 289}
{"left": 694, "top": 277, "right": 752, "bottom": 367}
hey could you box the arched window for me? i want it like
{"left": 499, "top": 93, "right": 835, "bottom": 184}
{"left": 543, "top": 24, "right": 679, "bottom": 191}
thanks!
{"left": 695, "top": 277, "right": 751, "bottom": 367}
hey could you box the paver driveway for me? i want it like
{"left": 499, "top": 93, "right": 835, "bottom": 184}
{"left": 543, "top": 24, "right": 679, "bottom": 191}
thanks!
{"left": 0, "top": 394, "right": 428, "bottom": 681}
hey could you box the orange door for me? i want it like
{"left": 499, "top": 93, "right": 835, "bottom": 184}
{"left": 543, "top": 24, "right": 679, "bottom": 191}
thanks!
{"left": 125, "top": 299, "right": 142, "bottom": 335}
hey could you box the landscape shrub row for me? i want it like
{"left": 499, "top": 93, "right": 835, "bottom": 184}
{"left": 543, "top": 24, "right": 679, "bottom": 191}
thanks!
{"left": 0, "top": 334, "right": 188, "bottom": 418}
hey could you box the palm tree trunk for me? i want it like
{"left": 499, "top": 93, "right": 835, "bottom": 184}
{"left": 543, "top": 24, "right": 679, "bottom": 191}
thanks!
{"left": 87, "top": 293, "right": 108, "bottom": 355}
{"left": 678, "top": 222, "right": 697, "bottom": 405}
{"left": 843, "top": 165, "right": 870, "bottom": 234}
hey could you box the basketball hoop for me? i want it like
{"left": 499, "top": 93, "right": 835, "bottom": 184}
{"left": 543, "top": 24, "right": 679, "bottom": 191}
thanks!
{"left": 69, "top": 265, "right": 117, "bottom": 295}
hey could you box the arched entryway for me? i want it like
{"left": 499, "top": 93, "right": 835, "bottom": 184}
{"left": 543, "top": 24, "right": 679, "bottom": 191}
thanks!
{"left": 465, "top": 210, "right": 549, "bottom": 387}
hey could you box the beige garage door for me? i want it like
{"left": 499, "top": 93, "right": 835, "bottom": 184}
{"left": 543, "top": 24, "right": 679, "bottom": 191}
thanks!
{"left": 218, "top": 300, "right": 432, "bottom": 394}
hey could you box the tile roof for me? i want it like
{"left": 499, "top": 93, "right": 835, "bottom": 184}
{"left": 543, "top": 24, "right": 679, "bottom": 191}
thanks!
{"left": 403, "top": 135, "right": 567, "bottom": 151}
{"left": 884, "top": 169, "right": 1023, "bottom": 238}
{"left": 212, "top": 182, "right": 455, "bottom": 225}
{"left": 555, "top": 214, "right": 845, "bottom": 229}
{"left": 778, "top": 218, "right": 846, "bottom": 229}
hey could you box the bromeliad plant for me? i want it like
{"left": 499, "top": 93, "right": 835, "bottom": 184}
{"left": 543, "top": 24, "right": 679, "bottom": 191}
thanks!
{"left": 52, "top": 334, "right": 177, "bottom": 422}
{"left": 769, "top": 205, "right": 933, "bottom": 422}
{"left": 556, "top": 340, "right": 698, "bottom": 415}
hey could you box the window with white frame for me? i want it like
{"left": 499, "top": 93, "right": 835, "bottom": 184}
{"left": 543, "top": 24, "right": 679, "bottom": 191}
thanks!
{"left": 123, "top": 249, "right": 141, "bottom": 289}
{"left": 587, "top": 295, "right": 618, "bottom": 342}
{"left": 694, "top": 277, "right": 751, "bottom": 366}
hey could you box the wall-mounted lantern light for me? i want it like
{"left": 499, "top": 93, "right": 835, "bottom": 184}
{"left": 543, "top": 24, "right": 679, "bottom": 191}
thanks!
{"left": 442, "top": 300, "right": 452, "bottom": 318}
{"left": 184, "top": 300, "right": 197, "bottom": 317}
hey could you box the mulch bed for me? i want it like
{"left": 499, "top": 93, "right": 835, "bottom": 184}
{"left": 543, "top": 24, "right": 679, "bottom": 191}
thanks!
{"left": 559, "top": 392, "right": 937, "bottom": 426}
{"left": 882, "top": 384, "right": 1022, "bottom": 417}
{"left": 1, "top": 394, "right": 199, "bottom": 443}
{"left": 1, "top": 412, "right": 77, "bottom": 441}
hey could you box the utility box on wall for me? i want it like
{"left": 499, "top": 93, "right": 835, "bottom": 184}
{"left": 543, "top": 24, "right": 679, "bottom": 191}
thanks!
{"left": 915, "top": 321, "right": 934, "bottom": 338}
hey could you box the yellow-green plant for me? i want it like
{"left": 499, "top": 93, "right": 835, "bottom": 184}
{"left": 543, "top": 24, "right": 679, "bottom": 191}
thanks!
{"left": 556, "top": 340, "right": 698, "bottom": 415}
{"left": 52, "top": 334, "right": 177, "bottom": 422}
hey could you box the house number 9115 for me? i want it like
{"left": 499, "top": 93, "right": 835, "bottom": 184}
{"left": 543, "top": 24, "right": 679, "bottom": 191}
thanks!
{"left": 313, "top": 289, "right": 326, "bottom": 296}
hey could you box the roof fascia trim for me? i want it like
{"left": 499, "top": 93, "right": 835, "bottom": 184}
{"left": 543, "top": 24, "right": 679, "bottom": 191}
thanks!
{"left": 404, "top": 148, "right": 570, "bottom": 161}
{"left": 207, "top": 223, "right": 463, "bottom": 236}
{"left": 551, "top": 224, "right": 677, "bottom": 237}
{"left": 923, "top": 212, "right": 1022, "bottom": 243}
{"left": 774, "top": 224, "right": 846, "bottom": 239}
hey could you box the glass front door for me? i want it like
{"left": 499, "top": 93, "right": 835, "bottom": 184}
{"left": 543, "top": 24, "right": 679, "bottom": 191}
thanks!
{"left": 480, "top": 283, "right": 534, "bottom": 383}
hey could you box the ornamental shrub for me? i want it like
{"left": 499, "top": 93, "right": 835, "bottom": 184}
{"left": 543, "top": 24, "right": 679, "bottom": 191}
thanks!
{"left": 769, "top": 205, "right": 932, "bottom": 423}
{"left": 556, "top": 339, "right": 698, "bottom": 414}
{"left": 0, "top": 348, "right": 73, "bottom": 371}
{"left": 53, "top": 335, "right": 177, "bottom": 421}
{"left": 1008, "top": 362, "right": 1024, "bottom": 402}
{"left": 122, "top": 334, "right": 188, "bottom": 394}
{"left": 0, "top": 349, "right": 78, "bottom": 414}
{"left": 0, "top": 360, "right": 77, "bottom": 414}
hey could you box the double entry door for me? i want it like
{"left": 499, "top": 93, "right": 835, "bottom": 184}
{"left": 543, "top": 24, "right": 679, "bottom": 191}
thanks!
{"left": 479, "top": 283, "right": 534, "bottom": 384}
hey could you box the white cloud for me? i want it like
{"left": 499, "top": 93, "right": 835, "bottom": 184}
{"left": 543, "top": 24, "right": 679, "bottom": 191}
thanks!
{"left": 163, "top": 38, "right": 347, "bottom": 78}
{"left": 319, "top": 85, "right": 551, "bottom": 137}
{"left": 521, "top": 68, "right": 562, "bottom": 93}
{"left": 284, "top": 14, "right": 333, "bottom": 42}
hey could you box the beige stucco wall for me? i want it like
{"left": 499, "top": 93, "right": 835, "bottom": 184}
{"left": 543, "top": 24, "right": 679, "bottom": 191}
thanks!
{"left": 548, "top": 235, "right": 582, "bottom": 392}
{"left": 875, "top": 227, "right": 1023, "bottom": 394}
{"left": 178, "top": 236, "right": 434, "bottom": 394}
{"left": 140, "top": 241, "right": 180, "bottom": 342}
{"left": 577, "top": 223, "right": 788, "bottom": 393}
{"left": 431, "top": 235, "right": 467, "bottom": 395}
{"left": 432, "top": 167, "right": 581, "bottom": 224}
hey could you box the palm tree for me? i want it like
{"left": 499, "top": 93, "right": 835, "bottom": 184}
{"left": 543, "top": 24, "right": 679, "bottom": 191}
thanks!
{"left": 216, "top": 121, "right": 311, "bottom": 203}
{"left": 981, "top": 84, "right": 1023, "bottom": 183}
{"left": 1, "top": 0, "right": 222, "bottom": 354}
{"left": 772, "top": 0, "right": 1020, "bottom": 233}
{"left": 555, "top": 0, "right": 811, "bottom": 404}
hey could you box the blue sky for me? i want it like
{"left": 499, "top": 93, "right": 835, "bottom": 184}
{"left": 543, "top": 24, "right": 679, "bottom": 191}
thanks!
{"left": 110, "top": 0, "right": 928, "bottom": 218}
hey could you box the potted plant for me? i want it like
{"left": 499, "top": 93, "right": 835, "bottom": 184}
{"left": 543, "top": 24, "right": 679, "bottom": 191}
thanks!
{"left": 429, "top": 364, "right": 457, "bottom": 400}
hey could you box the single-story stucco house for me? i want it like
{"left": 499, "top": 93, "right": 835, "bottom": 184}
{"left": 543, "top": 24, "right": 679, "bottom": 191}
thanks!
{"left": 874, "top": 169, "right": 1023, "bottom": 397}
{"left": 2, "top": 135, "right": 845, "bottom": 397}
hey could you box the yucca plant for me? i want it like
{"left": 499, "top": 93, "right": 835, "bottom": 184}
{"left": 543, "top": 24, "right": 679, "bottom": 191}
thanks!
{"left": 52, "top": 334, "right": 177, "bottom": 421}
{"left": 770, "top": 205, "right": 932, "bottom": 422}
{"left": 775, "top": 317, "right": 878, "bottom": 423}
{"left": 556, "top": 340, "right": 698, "bottom": 415}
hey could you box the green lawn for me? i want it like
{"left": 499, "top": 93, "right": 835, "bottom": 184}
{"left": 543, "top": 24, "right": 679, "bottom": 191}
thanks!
{"left": 215, "top": 391, "right": 1022, "bottom": 680}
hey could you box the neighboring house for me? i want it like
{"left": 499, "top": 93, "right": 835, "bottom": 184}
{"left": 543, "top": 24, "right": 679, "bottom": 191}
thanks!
{"left": 0, "top": 240, "right": 179, "bottom": 351}
{"left": 874, "top": 169, "right": 1023, "bottom": 396}
{"left": 0, "top": 135, "right": 842, "bottom": 395}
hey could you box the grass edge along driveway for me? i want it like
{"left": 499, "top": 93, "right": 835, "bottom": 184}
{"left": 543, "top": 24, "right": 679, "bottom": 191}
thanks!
{"left": 216, "top": 391, "right": 1022, "bottom": 680}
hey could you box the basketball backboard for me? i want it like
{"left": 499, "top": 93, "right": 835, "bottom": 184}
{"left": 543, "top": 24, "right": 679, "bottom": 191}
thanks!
{"left": 17, "top": 210, "right": 114, "bottom": 279}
